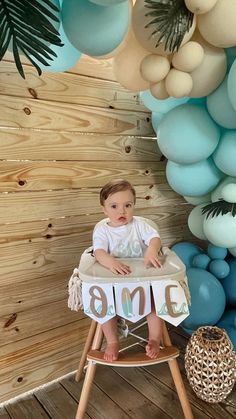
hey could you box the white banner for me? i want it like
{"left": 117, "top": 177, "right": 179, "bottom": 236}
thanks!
{"left": 114, "top": 281, "right": 151, "bottom": 323}
{"left": 82, "top": 282, "right": 116, "bottom": 324}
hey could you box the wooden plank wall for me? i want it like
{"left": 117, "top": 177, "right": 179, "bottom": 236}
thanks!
{"left": 0, "top": 54, "right": 193, "bottom": 402}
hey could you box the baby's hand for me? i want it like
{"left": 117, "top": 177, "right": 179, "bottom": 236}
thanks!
{"left": 109, "top": 258, "right": 131, "bottom": 275}
{"left": 144, "top": 247, "right": 161, "bottom": 268}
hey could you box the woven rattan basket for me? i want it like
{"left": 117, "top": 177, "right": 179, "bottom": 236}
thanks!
{"left": 185, "top": 326, "right": 236, "bottom": 403}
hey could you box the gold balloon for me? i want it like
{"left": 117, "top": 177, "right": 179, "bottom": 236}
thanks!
{"left": 150, "top": 80, "right": 169, "bottom": 99}
{"left": 132, "top": 0, "right": 196, "bottom": 55}
{"left": 184, "top": 0, "right": 217, "bottom": 14}
{"left": 172, "top": 41, "right": 204, "bottom": 72}
{"left": 165, "top": 69, "right": 193, "bottom": 98}
{"left": 113, "top": 26, "right": 149, "bottom": 91}
{"left": 189, "top": 32, "right": 227, "bottom": 97}
{"left": 140, "top": 54, "right": 170, "bottom": 83}
{"left": 198, "top": 0, "right": 236, "bottom": 48}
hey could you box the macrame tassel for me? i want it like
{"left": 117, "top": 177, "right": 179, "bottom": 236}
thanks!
{"left": 68, "top": 268, "right": 83, "bottom": 311}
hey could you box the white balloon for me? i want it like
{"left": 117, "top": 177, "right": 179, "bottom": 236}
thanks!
{"left": 188, "top": 203, "right": 208, "bottom": 240}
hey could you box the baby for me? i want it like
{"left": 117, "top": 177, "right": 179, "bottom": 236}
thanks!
{"left": 93, "top": 179, "right": 162, "bottom": 362}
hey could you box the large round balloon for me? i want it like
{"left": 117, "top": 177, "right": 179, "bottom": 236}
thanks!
{"left": 189, "top": 32, "right": 227, "bottom": 98}
{"left": 166, "top": 158, "right": 223, "bottom": 197}
{"left": 184, "top": 193, "right": 211, "bottom": 205}
{"left": 188, "top": 203, "right": 209, "bottom": 240}
{"left": 227, "top": 57, "right": 236, "bottom": 111}
{"left": 203, "top": 213, "right": 236, "bottom": 248}
{"left": 171, "top": 242, "right": 203, "bottom": 269}
{"left": 211, "top": 176, "right": 236, "bottom": 202}
{"left": 113, "top": 26, "right": 149, "bottom": 91}
{"left": 34, "top": 23, "right": 81, "bottom": 72}
{"left": 198, "top": 0, "right": 236, "bottom": 48}
{"left": 207, "top": 77, "right": 236, "bottom": 129}
{"left": 140, "top": 91, "right": 188, "bottom": 113}
{"left": 132, "top": 0, "right": 196, "bottom": 55}
{"left": 220, "top": 258, "right": 236, "bottom": 307}
{"left": 182, "top": 268, "right": 226, "bottom": 329}
{"left": 217, "top": 309, "right": 236, "bottom": 350}
{"left": 225, "top": 47, "right": 236, "bottom": 73}
{"left": 157, "top": 104, "right": 220, "bottom": 164}
{"left": 213, "top": 130, "right": 236, "bottom": 176}
{"left": 62, "top": 0, "right": 129, "bottom": 56}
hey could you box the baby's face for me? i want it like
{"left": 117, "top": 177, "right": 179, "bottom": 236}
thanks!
{"left": 102, "top": 189, "right": 135, "bottom": 227}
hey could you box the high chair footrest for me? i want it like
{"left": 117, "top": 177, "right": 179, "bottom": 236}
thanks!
{"left": 87, "top": 346, "right": 179, "bottom": 367}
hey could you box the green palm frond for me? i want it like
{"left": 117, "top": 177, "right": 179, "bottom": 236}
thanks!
{"left": 144, "top": 0, "right": 194, "bottom": 52}
{"left": 202, "top": 199, "right": 236, "bottom": 219}
{"left": 0, "top": 0, "right": 63, "bottom": 78}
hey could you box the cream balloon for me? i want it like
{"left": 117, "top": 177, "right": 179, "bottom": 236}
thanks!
{"left": 211, "top": 177, "right": 236, "bottom": 202}
{"left": 140, "top": 54, "right": 170, "bottom": 83}
{"left": 172, "top": 41, "right": 204, "bottom": 72}
{"left": 165, "top": 69, "right": 193, "bottom": 98}
{"left": 221, "top": 184, "right": 236, "bottom": 203}
{"left": 150, "top": 80, "right": 169, "bottom": 99}
{"left": 184, "top": 0, "right": 218, "bottom": 14}
{"left": 189, "top": 32, "right": 227, "bottom": 97}
{"left": 188, "top": 203, "right": 208, "bottom": 240}
{"left": 184, "top": 193, "right": 212, "bottom": 205}
{"left": 198, "top": 0, "right": 236, "bottom": 48}
{"left": 132, "top": 0, "right": 196, "bottom": 55}
{"left": 113, "top": 26, "right": 149, "bottom": 91}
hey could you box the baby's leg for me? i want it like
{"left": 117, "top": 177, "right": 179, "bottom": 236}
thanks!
{"left": 146, "top": 301, "right": 163, "bottom": 359}
{"left": 101, "top": 317, "right": 119, "bottom": 362}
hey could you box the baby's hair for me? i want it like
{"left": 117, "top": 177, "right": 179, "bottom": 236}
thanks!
{"left": 100, "top": 179, "right": 136, "bottom": 205}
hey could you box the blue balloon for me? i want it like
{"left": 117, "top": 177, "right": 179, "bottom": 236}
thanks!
{"left": 217, "top": 309, "right": 236, "bottom": 350}
{"left": 90, "top": 0, "right": 127, "bottom": 4}
{"left": 209, "top": 259, "right": 230, "bottom": 279}
{"left": 151, "top": 112, "right": 164, "bottom": 132}
{"left": 171, "top": 242, "right": 203, "bottom": 269}
{"left": 187, "top": 97, "right": 206, "bottom": 107}
{"left": 220, "top": 259, "right": 236, "bottom": 308}
{"left": 62, "top": 0, "right": 129, "bottom": 56}
{"left": 157, "top": 104, "right": 220, "bottom": 164}
{"left": 166, "top": 158, "right": 223, "bottom": 197}
{"left": 213, "top": 130, "right": 236, "bottom": 177}
{"left": 33, "top": 23, "right": 81, "bottom": 72}
{"left": 182, "top": 268, "right": 226, "bottom": 329}
{"left": 228, "top": 57, "right": 236, "bottom": 110}
{"left": 225, "top": 47, "right": 236, "bottom": 72}
{"left": 207, "top": 77, "right": 236, "bottom": 129}
{"left": 140, "top": 90, "right": 188, "bottom": 113}
{"left": 207, "top": 244, "right": 227, "bottom": 260}
{"left": 192, "top": 254, "right": 211, "bottom": 270}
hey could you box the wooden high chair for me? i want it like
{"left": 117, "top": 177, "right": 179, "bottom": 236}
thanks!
{"left": 75, "top": 319, "right": 193, "bottom": 419}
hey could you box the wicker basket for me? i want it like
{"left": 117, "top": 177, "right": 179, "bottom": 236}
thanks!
{"left": 185, "top": 326, "right": 236, "bottom": 403}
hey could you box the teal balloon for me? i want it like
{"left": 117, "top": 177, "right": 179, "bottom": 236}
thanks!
{"left": 166, "top": 158, "right": 223, "bottom": 197}
{"left": 171, "top": 242, "right": 203, "bottom": 269}
{"left": 192, "top": 254, "right": 211, "bottom": 270}
{"left": 34, "top": 23, "right": 81, "bottom": 72}
{"left": 157, "top": 104, "right": 220, "bottom": 164}
{"left": 140, "top": 90, "right": 188, "bottom": 113}
{"left": 182, "top": 268, "right": 226, "bottom": 329}
{"left": 213, "top": 130, "right": 236, "bottom": 176}
{"left": 217, "top": 309, "right": 236, "bottom": 350}
{"left": 228, "top": 57, "right": 236, "bottom": 110}
{"left": 90, "top": 0, "right": 127, "bottom": 4}
{"left": 207, "top": 77, "right": 236, "bottom": 129}
{"left": 207, "top": 244, "right": 227, "bottom": 260}
{"left": 187, "top": 97, "right": 206, "bottom": 107}
{"left": 151, "top": 112, "right": 164, "bottom": 132}
{"left": 62, "top": 0, "right": 129, "bottom": 56}
{"left": 225, "top": 47, "right": 236, "bottom": 72}
{"left": 221, "top": 258, "right": 236, "bottom": 307}
{"left": 209, "top": 260, "right": 230, "bottom": 279}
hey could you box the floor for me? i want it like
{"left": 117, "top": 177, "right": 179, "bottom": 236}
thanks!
{"left": 0, "top": 326, "right": 236, "bottom": 419}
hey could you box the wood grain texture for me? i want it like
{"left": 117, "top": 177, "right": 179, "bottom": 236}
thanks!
{"left": 0, "top": 130, "right": 159, "bottom": 161}
{"left": 0, "top": 61, "right": 147, "bottom": 112}
{"left": 0, "top": 95, "right": 153, "bottom": 135}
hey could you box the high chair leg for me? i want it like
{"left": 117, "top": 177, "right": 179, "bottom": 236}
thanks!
{"left": 168, "top": 358, "right": 194, "bottom": 419}
{"left": 75, "top": 320, "right": 97, "bottom": 382}
{"left": 76, "top": 324, "right": 103, "bottom": 419}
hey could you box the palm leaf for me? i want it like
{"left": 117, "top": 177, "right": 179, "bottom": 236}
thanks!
{"left": 144, "top": 0, "right": 194, "bottom": 52}
{"left": 202, "top": 199, "right": 236, "bottom": 219}
{"left": 0, "top": 0, "right": 63, "bottom": 78}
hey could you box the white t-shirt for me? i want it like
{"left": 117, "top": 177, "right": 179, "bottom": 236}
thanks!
{"left": 93, "top": 216, "right": 160, "bottom": 258}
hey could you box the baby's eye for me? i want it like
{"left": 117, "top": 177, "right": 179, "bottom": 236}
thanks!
{"left": 126, "top": 203, "right": 132, "bottom": 208}
{"left": 111, "top": 204, "right": 117, "bottom": 209}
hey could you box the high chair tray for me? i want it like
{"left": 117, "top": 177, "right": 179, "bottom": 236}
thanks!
{"left": 79, "top": 247, "right": 186, "bottom": 283}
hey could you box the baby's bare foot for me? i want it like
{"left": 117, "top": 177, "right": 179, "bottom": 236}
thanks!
{"left": 104, "top": 342, "right": 119, "bottom": 362}
{"left": 146, "top": 339, "right": 160, "bottom": 359}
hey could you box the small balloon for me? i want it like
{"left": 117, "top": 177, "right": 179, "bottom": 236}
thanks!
{"left": 209, "top": 259, "right": 230, "bottom": 279}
